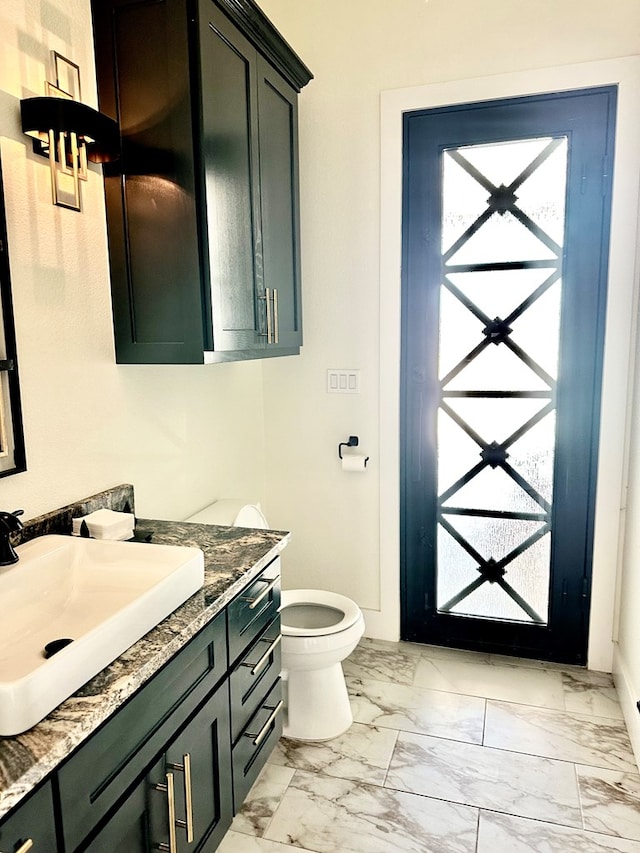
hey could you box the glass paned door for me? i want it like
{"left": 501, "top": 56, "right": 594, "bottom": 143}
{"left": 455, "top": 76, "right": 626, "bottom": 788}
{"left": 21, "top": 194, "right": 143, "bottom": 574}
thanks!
{"left": 401, "top": 88, "right": 616, "bottom": 663}
{"left": 437, "top": 137, "right": 566, "bottom": 625}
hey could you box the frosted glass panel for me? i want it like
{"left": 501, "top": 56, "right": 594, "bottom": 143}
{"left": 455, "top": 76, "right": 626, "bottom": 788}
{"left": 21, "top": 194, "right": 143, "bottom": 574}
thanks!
{"left": 438, "top": 287, "right": 485, "bottom": 379}
{"left": 446, "top": 397, "right": 549, "bottom": 444}
{"left": 437, "top": 410, "right": 483, "bottom": 493}
{"left": 516, "top": 140, "right": 568, "bottom": 246}
{"left": 435, "top": 134, "right": 567, "bottom": 626}
{"left": 445, "top": 515, "right": 545, "bottom": 562}
{"left": 501, "top": 536, "right": 552, "bottom": 623}
{"left": 447, "top": 211, "right": 557, "bottom": 265}
{"left": 436, "top": 526, "right": 481, "bottom": 608}
{"left": 444, "top": 343, "right": 551, "bottom": 392}
{"left": 510, "top": 282, "right": 561, "bottom": 378}
{"left": 442, "top": 466, "right": 544, "bottom": 514}
{"left": 458, "top": 138, "right": 552, "bottom": 188}
{"left": 442, "top": 154, "right": 489, "bottom": 253}
{"left": 509, "top": 413, "right": 556, "bottom": 503}
{"left": 448, "top": 268, "right": 552, "bottom": 321}
{"left": 448, "top": 581, "right": 537, "bottom": 623}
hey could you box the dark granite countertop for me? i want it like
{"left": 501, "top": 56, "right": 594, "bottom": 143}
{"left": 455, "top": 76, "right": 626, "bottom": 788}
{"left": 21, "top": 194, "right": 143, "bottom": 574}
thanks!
{"left": 0, "top": 508, "right": 289, "bottom": 819}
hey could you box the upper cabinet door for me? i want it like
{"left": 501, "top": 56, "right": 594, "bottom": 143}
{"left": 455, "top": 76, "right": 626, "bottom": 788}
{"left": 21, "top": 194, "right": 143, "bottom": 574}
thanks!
{"left": 92, "top": 0, "right": 312, "bottom": 364}
{"left": 199, "top": 2, "right": 265, "bottom": 356}
{"left": 95, "top": 0, "right": 206, "bottom": 364}
{"left": 257, "top": 56, "right": 303, "bottom": 352}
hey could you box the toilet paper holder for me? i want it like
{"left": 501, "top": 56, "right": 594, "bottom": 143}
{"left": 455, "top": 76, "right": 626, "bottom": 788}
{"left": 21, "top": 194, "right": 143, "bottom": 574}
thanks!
{"left": 338, "top": 435, "right": 369, "bottom": 466}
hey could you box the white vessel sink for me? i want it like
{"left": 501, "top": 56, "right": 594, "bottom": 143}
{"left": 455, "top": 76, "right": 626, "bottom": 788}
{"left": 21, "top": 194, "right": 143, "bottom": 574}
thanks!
{"left": 0, "top": 534, "right": 205, "bottom": 735}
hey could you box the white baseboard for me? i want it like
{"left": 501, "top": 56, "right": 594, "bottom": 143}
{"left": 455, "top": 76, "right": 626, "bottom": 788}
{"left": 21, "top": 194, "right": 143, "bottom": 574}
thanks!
{"left": 361, "top": 607, "right": 399, "bottom": 642}
{"left": 613, "top": 644, "right": 640, "bottom": 772}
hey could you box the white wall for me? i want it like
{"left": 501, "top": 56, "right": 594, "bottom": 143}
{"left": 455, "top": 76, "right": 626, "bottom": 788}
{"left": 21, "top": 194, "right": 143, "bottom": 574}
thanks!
{"left": 615, "top": 229, "right": 640, "bottom": 764}
{"left": 258, "top": 0, "right": 640, "bottom": 651}
{"left": 3, "top": 0, "right": 640, "bottom": 723}
{"left": 0, "top": 0, "right": 267, "bottom": 522}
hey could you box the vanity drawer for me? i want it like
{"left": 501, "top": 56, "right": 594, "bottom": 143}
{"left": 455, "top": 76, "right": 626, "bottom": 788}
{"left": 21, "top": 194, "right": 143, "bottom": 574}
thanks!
{"left": 232, "top": 677, "right": 283, "bottom": 812}
{"left": 58, "top": 609, "right": 227, "bottom": 852}
{"left": 228, "top": 557, "right": 281, "bottom": 664}
{"left": 230, "top": 615, "right": 281, "bottom": 742}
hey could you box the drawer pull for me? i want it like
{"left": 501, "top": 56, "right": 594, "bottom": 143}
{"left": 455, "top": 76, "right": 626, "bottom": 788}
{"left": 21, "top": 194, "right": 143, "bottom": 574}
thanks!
{"left": 153, "top": 772, "right": 177, "bottom": 853}
{"left": 244, "top": 699, "right": 284, "bottom": 748}
{"left": 242, "top": 576, "right": 279, "bottom": 610}
{"left": 167, "top": 753, "right": 194, "bottom": 843}
{"left": 4, "top": 842, "right": 34, "bottom": 853}
{"left": 241, "top": 633, "right": 282, "bottom": 676}
{"left": 273, "top": 288, "right": 279, "bottom": 344}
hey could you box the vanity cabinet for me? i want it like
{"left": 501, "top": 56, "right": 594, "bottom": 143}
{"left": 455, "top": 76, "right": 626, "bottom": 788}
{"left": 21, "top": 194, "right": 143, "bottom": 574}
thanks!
{"left": 57, "top": 609, "right": 229, "bottom": 851}
{"left": 0, "top": 781, "right": 58, "bottom": 852}
{"left": 90, "top": 0, "right": 312, "bottom": 364}
{"left": 227, "top": 566, "right": 282, "bottom": 811}
{"left": 0, "top": 554, "right": 284, "bottom": 853}
{"left": 88, "top": 681, "right": 231, "bottom": 853}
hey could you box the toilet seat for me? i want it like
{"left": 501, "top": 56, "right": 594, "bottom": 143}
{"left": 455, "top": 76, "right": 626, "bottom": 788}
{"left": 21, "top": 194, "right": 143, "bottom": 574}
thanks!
{"left": 280, "top": 589, "right": 362, "bottom": 637}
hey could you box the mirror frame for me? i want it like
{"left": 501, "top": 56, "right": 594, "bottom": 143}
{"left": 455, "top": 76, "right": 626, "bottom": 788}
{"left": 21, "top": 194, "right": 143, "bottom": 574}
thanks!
{"left": 0, "top": 159, "right": 26, "bottom": 477}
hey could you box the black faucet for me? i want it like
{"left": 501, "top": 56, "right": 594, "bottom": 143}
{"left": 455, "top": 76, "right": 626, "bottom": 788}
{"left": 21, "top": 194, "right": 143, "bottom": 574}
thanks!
{"left": 0, "top": 509, "right": 24, "bottom": 565}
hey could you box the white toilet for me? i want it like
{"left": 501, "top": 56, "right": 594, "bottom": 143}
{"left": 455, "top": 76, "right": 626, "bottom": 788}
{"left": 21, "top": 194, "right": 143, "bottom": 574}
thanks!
{"left": 279, "top": 588, "right": 364, "bottom": 740}
{"left": 185, "top": 499, "right": 365, "bottom": 741}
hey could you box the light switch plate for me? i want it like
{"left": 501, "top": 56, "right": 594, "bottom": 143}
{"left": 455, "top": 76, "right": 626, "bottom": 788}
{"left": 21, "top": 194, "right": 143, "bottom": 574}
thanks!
{"left": 327, "top": 369, "right": 360, "bottom": 394}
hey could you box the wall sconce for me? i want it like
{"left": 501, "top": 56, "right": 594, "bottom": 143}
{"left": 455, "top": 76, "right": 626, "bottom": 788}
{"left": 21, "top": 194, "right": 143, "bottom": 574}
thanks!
{"left": 19, "top": 52, "right": 119, "bottom": 211}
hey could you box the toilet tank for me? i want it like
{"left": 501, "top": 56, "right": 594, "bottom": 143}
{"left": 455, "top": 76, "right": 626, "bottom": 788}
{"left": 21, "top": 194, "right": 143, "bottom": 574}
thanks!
{"left": 185, "top": 499, "right": 269, "bottom": 529}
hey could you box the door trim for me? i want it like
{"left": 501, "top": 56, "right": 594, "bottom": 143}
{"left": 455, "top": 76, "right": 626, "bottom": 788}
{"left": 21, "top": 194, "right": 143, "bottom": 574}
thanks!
{"left": 375, "top": 57, "right": 640, "bottom": 671}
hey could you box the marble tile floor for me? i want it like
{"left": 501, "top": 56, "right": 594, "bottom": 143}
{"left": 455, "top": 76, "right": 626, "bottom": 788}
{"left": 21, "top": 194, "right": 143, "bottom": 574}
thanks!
{"left": 219, "top": 638, "right": 640, "bottom": 853}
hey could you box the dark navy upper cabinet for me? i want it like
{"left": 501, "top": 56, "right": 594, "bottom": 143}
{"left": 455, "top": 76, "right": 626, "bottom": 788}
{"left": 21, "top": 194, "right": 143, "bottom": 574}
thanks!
{"left": 91, "top": 0, "right": 312, "bottom": 364}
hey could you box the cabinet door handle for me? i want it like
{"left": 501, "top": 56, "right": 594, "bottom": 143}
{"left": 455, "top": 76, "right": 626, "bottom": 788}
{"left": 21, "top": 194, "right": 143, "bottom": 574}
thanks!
{"left": 259, "top": 289, "right": 273, "bottom": 343}
{"left": 2, "top": 842, "right": 34, "bottom": 853}
{"left": 244, "top": 699, "right": 284, "bottom": 748}
{"left": 265, "top": 287, "right": 272, "bottom": 343}
{"left": 272, "top": 288, "right": 279, "bottom": 344}
{"left": 166, "top": 753, "right": 194, "bottom": 843}
{"left": 153, "top": 772, "right": 177, "bottom": 853}
{"left": 241, "top": 576, "right": 279, "bottom": 610}
{"left": 241, "top": 633, "right": 282, "bottom": 676}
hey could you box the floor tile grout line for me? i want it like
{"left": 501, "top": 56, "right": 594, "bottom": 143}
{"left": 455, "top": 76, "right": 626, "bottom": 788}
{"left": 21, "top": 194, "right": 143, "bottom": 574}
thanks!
{"left": 256, "top": 764, "right": 298, "bottom": 841}
{"left": 348, "top": 669, "right": 624, "bottom": 719}
{"left": 481, "top": 697, "right": 487, "bottom": 746}
{"left": 474, "top": 808, "right": 481, "bottom": 853}
{"left": 476, "top": 804, "right": 640, "bottom": 844}
{"left": 574, "top": 761, "right": 587, "bottom": 832}
{"left": 381, "top": 726, "right": 400, "bottom": 788}
{"left": 483, "top": 695, "right": 630, "bottom": 727}
{"left": 281, "top": 712, "right": 636, "bottom": 785}
{"left": 377, "top": 775, "right": 584, "bottom": 833}
{"left": 348, "top": 719, "right": 484, "bottom": 748}
{"left": 292, "top": 762, "right": 640, "bottom": 846}
{"left": 339, "top": 717, "right": 636, "bottom": 775}
{"left": 348, "top": 668, "right": 569, "bottom": 709}
{"left": 349, "top": 680, "right": 628, "bottom": 741}
{"left": 228, "top": 828, "right": 320, "bottom": 853}
{"left": 358, "top": 639, "right": 613, "bottom": 673}
{"left": 306, "top": 717, "right": 486, "bottom": 755}
{"left": 276, "top": 711, "right": 636, "bottom": 804}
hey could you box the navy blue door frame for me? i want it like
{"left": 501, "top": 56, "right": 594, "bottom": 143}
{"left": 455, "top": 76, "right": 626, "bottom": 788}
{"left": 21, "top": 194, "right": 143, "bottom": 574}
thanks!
{"left": 400, "top": 87, "right": 617, "bottom": 664}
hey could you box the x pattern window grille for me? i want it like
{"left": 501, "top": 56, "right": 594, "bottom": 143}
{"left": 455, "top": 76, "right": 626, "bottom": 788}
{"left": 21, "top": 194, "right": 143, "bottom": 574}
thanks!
{"left": 437, "top": 138, "right": 566, "bottom": 624}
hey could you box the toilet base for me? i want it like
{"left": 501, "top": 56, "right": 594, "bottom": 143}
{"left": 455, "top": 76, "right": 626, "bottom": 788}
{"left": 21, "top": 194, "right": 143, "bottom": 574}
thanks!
{"left": 282, "top": 663, "right": 353, "bottom": 741}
